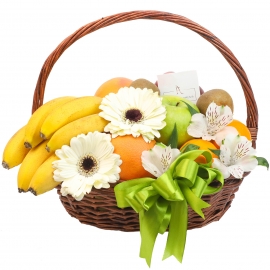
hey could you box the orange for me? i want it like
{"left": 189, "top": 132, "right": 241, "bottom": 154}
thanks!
{"left": 94, "top": 77, "right": 133, "bottom": 98}
{"left": 180, "top": 139, "right": 218, "bottom": 164}
{"left": 111, "top": 135, "right": 156, "bottom": 181}
{"left": 227, "top": 119, "right": 251, "bottom": 140}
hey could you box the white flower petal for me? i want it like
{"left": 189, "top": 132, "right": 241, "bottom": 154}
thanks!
{"left": 93, "top": 181, "right": 103, "bottom": 189}
{"left": 142, "top": 161, "right": 162, "bottom": 177}
{"left": 98, "top": 155, "right": 121, "bottom": 174}
{"left": 61, "top": 175, "right": 83, "bottom": 195}
{"left": 222, "top": 133, "right": 241, "bottom": 151}
{"left": 53, "top": 169, "right": 63, "bottom": 182}
{"left": 212, "top": 158, "right": 231, "bottom": 179}
{"left": 214, "top": 126, "right": 238, "bottom": 146}
{"left": 141, "top": 149, "right": 163, "bottom": 177}
{"left": 201, "top": 134, "right": 215, "bottom": 141}
{"left": 52, "top": 160, "right": 77, "bottom": 170}
{"left": 84, "top": 185, "right": 93, "bottom": 194}
{"left": 99, "top": 87, "right": 166, "bottom": 140}
{"left": 59, "top": 168, "right": 78, "bottom": 178}
{"left": 60, "top": 186, "right": 68, "bottom": 196}
{"left": 212, "top": 133, "right": 258, "bottom": 179}
{"left": 74, "top": 192, "right": 85, "bottom": 201}
{"left": 53, "top": 132, "right": 122, "bottom": 200}
{"left": 187, "top": 113, "right": 207, "bottom": 138}
{"left": 235, "top": 155, "right": 258, "bottom": 172}
{"left": 206, "top": 103, "right": 233, "bottom": 134}
{"left": 61, "top": 145, "right": 78, "bottom": 160}
{"left": 228, "top": 165, "right": 244, "bottom": 179}
{"left": 70, "top": 137, "right": 83, "bottom": 157}
{"left": 102, "top": 183, "right": 110, "bottom": 189}
{"left": 231, "top": 136, "right": 255, "bottom": 163}
{"left": 221, "top": 105, "right": 234, "bottom": 122}
{"left": 219, "top": 145, "right": 231, "bottom": 166}
{"left": 171, "top": 148, "right": 181, "bottom": 160}
{"left": 55, "top": 149, "right": 68, "bottom": 160}
{"left": 190, "top": 102, "right": 234, "bottom": 141}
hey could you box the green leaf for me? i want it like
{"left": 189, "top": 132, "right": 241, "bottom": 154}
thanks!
{"left": 181, "top": 100, "right": 198, "bottom": 116}
{"left": 256, "top": 157, "right": 269, "bottom": 170}
{"left": 208, "top": 148, "right": 221, "bottom": 158}
{"left": 155, "top": 142, "right": 167, "bottom": 149}
{"left": 181, "top": 143, "right": 200, "bottom": 153}
{"left": 167, "top": 123, "right": 178, "bottom": 149}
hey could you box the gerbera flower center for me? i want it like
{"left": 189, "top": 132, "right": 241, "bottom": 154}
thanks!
{"left": 78, "top": 154, "right": 99, "bottom": 177}
{"left": 125, "top": 108, "right": 143, "bottom": 122}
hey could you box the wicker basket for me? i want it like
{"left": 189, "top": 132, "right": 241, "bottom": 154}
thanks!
{"left": 31, "top": 11, "right": 258, "bottom": 232}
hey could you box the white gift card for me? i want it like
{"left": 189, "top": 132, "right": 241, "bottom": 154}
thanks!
{"left": 157, "top": 71, "right": 200, "bottom": 103}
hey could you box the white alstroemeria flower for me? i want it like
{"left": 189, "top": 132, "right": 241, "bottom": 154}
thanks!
{"left": 52, "top": 131, "right": 122, "bottom": 201}
{"left": 187, "top": 102, "right": 238, "bottom": 146}
{"left": 99, "top": 87, "right": 166, "bottom": 143}
{"left": 212, "top": 134, "right": 258, "bottom": 179}
{"left": 141, "top": 143, "right": 181, "bottom": 177}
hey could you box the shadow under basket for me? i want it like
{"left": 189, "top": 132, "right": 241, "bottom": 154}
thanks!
{"left": 31, "top": 11, "right": 258, "bottom": 232}
{"left": 56, "top": 174, "right": 249, "bottom": 232}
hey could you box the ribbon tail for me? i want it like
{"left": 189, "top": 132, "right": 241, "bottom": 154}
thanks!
{"left": 181, "top": 183, "right": 210, "bottom": 219}
{"left": 163, "top": 200, "right": 188, "bottom": 263}
{"left": 139, "top": 198, "right": 170, "bottom": 267}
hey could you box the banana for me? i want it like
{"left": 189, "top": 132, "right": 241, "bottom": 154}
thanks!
{"left": 46, "top": 114, "right": 108, "bottom": 152}
{"left": 28, "top": 154, "right": 60, "bottom": 196}
{"left": 2, "top": 125, "right": 30, "bottom": 170}
{"left": 40, "top": 96, "right": 102, "bottom": 140}
{"left": 24, "top": 96, "right": 76, "bottom": 148}
{"left": 17, "top": 140, "right": 53, "bottom": 192}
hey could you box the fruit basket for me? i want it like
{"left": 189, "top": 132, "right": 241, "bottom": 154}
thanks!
{"left": 3, "top": 10, "right": 268, "bottom": 266}
{"left": 31, "top": 10, "right": 258, "bottom": 230}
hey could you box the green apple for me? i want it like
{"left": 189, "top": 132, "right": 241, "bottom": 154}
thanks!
{"left": 157, "top": 95, "right": 199, "bottom": 148}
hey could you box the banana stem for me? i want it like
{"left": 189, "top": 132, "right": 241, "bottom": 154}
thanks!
{"left": 24, "top": 142, "right": 32, "bottom": 149}
{"left": 2, "top": 161, "right": 9, "bottom": 170}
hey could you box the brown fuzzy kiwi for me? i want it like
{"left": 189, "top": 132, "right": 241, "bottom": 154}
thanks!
{"left": 130, "top": 78, "right": 160, "bottom": 94}
{"left": 196, "top": 89, "right": 234, "bottom": 115}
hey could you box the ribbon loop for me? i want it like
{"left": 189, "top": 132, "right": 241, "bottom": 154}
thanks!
{"left": 153, "top": 170, "right": 184, "bottom": 201}
{"left": 114, "top": 150, "right": 224, "bottom": 266}
{"left": 173, "top": 158, "right": 199, "bottom": 187}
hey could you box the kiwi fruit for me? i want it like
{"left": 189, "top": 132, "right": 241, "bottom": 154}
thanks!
{"left": 196, "top": 89, "right": 234, "bottom": 115}
{"left": 130, "top": 78, "right": 160, "bottom": 94}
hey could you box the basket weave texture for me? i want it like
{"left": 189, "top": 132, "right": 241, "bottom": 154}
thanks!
{"left": 32, "top": 11, "right": 258, "bottom": 232}
{"left": 56, "top": 176, "right": 247, "bottom": 231}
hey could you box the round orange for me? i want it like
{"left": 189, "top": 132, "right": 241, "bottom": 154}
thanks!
{"left": 180, "top": 139, "right": 218, "bottom": 163}
{"left": 227, "top": 119, "right": 251, "bottom": 140}
{"left": 94, "top": 77, "right": 133, "bottom": 98}
{"left": 111, "top": 135, "right": 156, "bottom": 180}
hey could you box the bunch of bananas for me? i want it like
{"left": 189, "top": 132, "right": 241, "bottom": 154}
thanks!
{"left": 2, "top": 95, "right": 108, "bottom": 195}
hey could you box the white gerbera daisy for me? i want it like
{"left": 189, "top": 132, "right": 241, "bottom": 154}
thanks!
{"left": 99, "top": 87, "right": 166, "bottom": 143}
{"left": 52, "top": 131, "right": 122, "bottom": 201}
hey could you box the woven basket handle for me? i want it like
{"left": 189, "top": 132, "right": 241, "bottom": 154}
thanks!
{"left": 31, "top": 10, "right": 258, "bottom": 146}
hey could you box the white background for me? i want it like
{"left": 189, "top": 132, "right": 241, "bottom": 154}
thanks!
{"left": 1, "top": 1, "right": 270, "bottom": 269}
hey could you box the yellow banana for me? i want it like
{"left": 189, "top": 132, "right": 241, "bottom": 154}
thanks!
{"left": 17, "top": 140, "right": 53, "bottom": 192}
{"left": 2, "top": 125, "right": 30, "bottom": 170}
{"left": 46, "top": 114, "right": 108, "bottom": 152}
{"left": 28, "top": 154, "right": 59, "bottom": 196}
{"left": 24, "top": 96, "right": 76, "bottom": 148}
{"left": 40, "top": 96, "right": 102, "bottom": 140}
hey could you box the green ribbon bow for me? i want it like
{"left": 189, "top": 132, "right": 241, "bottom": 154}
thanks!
{"left": 114, "top": 150, "right": 224, "bottom": 267}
